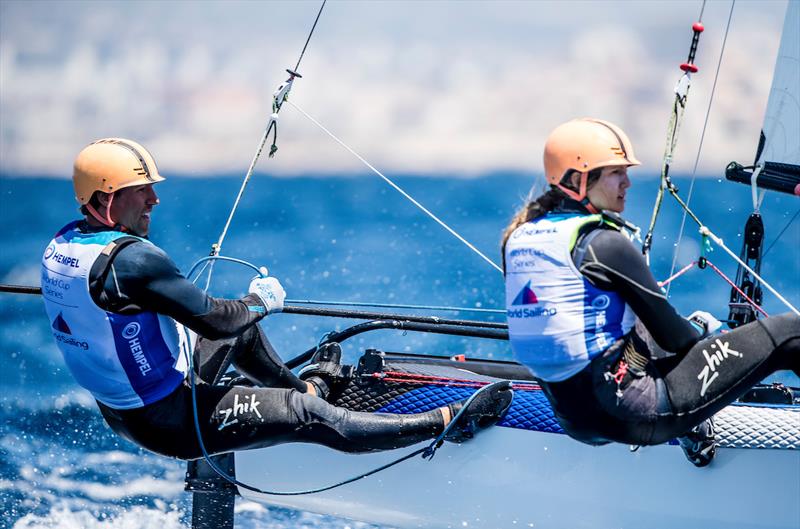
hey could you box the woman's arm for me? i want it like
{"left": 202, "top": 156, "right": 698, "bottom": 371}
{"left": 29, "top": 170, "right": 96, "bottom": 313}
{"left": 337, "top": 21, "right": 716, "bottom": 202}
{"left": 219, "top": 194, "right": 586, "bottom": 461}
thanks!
{"left": 575, "top": 229, "right": 702, "bottom": 354}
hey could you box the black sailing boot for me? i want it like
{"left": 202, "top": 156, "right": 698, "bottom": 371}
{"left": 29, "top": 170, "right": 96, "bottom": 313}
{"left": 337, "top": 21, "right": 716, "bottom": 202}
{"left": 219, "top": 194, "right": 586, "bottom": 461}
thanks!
{"left": 299, "top": 343, "right": 354, "bottom": 401}
{"left": 678, "top": 418, "right": 717, "bottom": 467}
{"left": 444, "top": 381, "right": 514, "bottom": 442}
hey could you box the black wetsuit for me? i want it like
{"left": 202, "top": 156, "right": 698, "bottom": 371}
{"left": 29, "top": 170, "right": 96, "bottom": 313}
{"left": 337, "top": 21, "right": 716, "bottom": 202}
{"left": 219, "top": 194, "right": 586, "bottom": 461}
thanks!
{"left": 535, "top": 207, "right": 800, "bottom": 446}
{"left": 85, "top": 223, "right": 442, "bottom": 460}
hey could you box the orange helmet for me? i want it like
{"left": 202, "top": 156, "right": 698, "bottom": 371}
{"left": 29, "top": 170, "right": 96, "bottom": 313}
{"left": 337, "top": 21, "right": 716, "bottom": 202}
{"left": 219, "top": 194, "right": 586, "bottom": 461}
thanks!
{"left": 73, "top": 138, "right": 165, "bottom": 205}
{"left": 543, "top": 118, "right": 640, "bottom": 203}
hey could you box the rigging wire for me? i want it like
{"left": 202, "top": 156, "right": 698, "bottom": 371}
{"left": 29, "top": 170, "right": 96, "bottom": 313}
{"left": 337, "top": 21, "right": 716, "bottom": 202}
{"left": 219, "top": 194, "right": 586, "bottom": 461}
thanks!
{"left": 700, "top": 227, "right": 798, "bottom": 315}
{"left": 762, "top": 206, "right": 800, "bottom": 258}
{"left": 656, "top": 259, "right": 768, "bottom": 317}
{"left": 293, "top": 0, "right": 327, "bottom": 73}
{"left": 200, "top": 0, "right": 328, "bottom": 289}
{"left": 286, "top": 99, "right": 504, "bottom": 274}
{"left": 638, "top": 0, "right": 797, "bottom": 316}
{"left": 642, "top": 1, "right": 707, "bottom": 262}
{"left": 667, "top": 0, "right": 735, "bottom": 295}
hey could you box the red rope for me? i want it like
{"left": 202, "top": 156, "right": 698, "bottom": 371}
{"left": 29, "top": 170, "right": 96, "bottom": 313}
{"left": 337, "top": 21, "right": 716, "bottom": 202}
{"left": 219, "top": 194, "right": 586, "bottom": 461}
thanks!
{"left": 704, "top": 260, "right": 769, "bottom": 318}
{"left": 658, "top": 259, "right": 769, "bottom": 318}
{"left": 658, "top": 261, "right": 697, "bottom": 287}
{"left": 370, "top": 371, "right": 541, "bottom": 392}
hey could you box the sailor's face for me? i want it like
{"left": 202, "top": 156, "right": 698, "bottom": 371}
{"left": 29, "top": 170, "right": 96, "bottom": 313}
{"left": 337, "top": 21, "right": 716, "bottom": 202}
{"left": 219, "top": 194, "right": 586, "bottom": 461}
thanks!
{"left": 112, "top": 184, "right": 159, "bottom": 236}
{"left": 587, "top": 166, "right": 631, "bottom": 212}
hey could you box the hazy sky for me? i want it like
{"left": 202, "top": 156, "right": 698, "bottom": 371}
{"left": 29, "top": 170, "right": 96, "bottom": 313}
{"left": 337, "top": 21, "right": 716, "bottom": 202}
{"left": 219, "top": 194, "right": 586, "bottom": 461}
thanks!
{"left": 0, "top": 0, "right": 790, "bottom": 178}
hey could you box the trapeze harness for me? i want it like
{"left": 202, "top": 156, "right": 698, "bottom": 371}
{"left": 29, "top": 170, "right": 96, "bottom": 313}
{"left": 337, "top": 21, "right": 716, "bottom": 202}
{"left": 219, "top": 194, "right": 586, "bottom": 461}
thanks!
{"left": 505, "top": 210, "right": 799, "bottom": 446}
{"left": 41, "top": 221, "right": 444, "bottom": 459}
{"left": 505, "top": 213, "right": 636, "bottom": 382}
{"left": 41, "top": 220, "right": 190, "bottom": 408}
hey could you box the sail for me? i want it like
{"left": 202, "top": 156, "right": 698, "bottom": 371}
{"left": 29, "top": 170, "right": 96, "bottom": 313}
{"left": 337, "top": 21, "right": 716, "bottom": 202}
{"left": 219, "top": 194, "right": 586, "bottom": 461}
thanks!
{"left": 727, "top": 1, "right": 800, "bottom": 195}
{"left": 757, "top": 0, "right": 800, "bottom": 167}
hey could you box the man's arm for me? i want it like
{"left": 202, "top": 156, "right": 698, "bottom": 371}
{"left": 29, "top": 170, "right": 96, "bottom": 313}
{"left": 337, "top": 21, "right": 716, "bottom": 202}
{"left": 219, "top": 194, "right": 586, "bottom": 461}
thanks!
{"left": 92, "top": 242, "right": 267, "bottom": 340}
{"left": 575, "top": 229, "right": 702, "bottom": 354}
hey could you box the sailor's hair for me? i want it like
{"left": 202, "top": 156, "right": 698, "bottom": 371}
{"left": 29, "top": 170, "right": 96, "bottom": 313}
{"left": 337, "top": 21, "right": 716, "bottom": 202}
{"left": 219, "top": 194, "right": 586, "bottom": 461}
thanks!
{"left": 500, "top": 168, "right": 602, "bottom": 272}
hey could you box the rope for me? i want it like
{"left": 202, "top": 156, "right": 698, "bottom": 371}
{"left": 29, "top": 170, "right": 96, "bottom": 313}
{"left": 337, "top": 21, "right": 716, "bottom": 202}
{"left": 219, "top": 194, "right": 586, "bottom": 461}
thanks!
{"left": 703, "top": 259, "right": 769, "bottom": 318}
{"left": 420, "top": 382, "right": 508, "bottom": 461}
{"left": 657, "top": 261, "right": 697, "bottom": 288}
{"left": 700, "top": 227, "right": 798, "bottom": 315}
{"left": 205, "top": 0, "right": 328, "bottom": 276}
{"left": 286, "top": 99, "right": 504, "bottom": 274}
{"left": 667, "top": 0, "right": 735, "bottom": 293}
{"left": 375, "top": 371, "right": 541, "bottom": 392}
{"left": 658, "top": 259, "right": 769, "bottom": 318}
{"left": 293, "top": 0, "right": 326, "bottom": 73}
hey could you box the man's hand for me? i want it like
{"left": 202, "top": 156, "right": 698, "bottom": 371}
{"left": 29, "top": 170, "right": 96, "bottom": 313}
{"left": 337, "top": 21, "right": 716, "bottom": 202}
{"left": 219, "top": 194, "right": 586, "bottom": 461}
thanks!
{"left": 249, "top": 269, "right": 286, "bottom": 314}
{"left": 688, "top": 310, "right": 723, "bottom": 336}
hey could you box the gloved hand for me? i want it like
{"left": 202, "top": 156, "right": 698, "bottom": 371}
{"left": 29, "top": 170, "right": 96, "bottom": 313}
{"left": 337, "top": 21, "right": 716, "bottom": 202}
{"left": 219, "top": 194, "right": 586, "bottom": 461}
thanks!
{"left": 248, "top": 267, "right": 286, "bottom": 314}
{"left": 687, "top": 310, "right": 723, "bottom": 336}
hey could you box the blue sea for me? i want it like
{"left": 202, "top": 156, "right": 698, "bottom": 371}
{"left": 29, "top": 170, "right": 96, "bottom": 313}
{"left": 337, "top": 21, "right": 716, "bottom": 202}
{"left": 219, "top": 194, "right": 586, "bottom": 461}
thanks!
{"left": 1, "top": 173, "right": 798, "bottom": 529}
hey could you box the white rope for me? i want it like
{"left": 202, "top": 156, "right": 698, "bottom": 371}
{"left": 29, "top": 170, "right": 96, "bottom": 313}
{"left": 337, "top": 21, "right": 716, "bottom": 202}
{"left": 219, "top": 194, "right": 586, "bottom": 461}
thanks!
{"left": 201, "top": 121, "right": 274, "bottom": 290}
{"left": 748, "top": 164, "right": 768, "bottom": 212}
{"left": 286, "top": 99, "right": 504, "bottom": 274}
{"left": 213, "top": 110, "right": 283, "bottom": 258}
{"left": 699, "top": 226, "right": 799, "bottom": 315}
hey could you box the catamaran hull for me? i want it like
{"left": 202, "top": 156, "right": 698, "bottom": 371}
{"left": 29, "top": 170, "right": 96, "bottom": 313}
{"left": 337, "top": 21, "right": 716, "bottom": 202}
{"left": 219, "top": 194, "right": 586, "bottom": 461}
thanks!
{"left": 236, "top": 353, "right": 800, "bottom": 529}
{"left": 237, "top": 427, "right": 799, "bottom": 529}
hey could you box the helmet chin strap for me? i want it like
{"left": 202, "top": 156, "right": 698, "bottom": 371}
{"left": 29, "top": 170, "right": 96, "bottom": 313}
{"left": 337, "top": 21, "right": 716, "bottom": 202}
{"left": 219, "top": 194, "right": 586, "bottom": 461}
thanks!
{"left": 556, "top": 172, "right": 599, "bottom": 214}
{"left": 85, "top": 192, "right": 129, "bottom": 232}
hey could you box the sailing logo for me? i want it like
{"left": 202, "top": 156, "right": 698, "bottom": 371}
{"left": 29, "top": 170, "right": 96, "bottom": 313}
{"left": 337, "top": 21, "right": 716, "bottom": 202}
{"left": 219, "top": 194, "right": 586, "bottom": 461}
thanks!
{"left": 52, "top": 313, "right": 72, "bottom": 334}
{"left": 51, "top": 313, "right": 88, "bottom": 350}
{"left": 218, "top": 393, "right": 263, "bottom": 430}
{"left": 697, "top": 339, "right": 742, "bottom": 397}
{"left": 512, "top": 281, "right": 539, "bottom": 305}
{"left": 508, "top": 281, "right": 556, "bottom": 318}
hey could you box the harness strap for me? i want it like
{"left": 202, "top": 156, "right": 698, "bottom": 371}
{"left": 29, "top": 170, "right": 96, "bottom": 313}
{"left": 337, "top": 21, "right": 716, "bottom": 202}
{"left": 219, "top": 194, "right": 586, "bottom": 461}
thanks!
{"left": 88, "top": 236, "right": 142, "bottom": 308}
{"left": 572, "top": 228, "right": 604, "bottom": 267}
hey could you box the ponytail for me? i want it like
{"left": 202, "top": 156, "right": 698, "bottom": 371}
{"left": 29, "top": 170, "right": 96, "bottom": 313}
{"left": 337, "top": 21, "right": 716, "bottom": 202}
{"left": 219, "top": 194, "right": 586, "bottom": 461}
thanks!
{"left": 500, "top": 187, "right": 565, "bottom": 272}
{"left": 501, "top": 168, "right": 603, "bottom": 272}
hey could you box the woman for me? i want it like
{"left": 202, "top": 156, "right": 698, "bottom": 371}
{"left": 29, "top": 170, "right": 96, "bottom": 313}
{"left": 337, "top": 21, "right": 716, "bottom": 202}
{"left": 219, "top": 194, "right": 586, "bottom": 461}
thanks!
{"left": 501, "top": 118, "right": 799, "bottom": 465}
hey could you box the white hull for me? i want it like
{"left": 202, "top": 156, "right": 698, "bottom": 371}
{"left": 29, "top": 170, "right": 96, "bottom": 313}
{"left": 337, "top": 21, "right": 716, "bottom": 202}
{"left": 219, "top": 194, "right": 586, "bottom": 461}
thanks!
{"left": 237, "top": 416, "right": 800, "bottom": 529}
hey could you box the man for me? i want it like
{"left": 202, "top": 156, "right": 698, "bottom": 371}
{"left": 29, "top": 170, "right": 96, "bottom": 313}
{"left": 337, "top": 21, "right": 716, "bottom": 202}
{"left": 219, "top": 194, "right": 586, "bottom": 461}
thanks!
{"left": 41, "top": 138, "right": 513, "bottom": 460}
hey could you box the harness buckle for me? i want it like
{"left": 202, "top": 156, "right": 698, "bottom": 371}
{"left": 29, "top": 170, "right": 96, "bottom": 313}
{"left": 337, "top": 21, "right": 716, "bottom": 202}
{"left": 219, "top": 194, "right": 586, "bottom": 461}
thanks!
{"left": 604, "top": 359, "right": 629, "bottom": 405}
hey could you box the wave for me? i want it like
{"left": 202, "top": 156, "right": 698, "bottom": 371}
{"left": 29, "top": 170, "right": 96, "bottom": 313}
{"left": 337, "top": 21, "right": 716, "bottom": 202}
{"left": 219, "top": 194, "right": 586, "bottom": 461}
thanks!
{"left": 12, "top": 504, "right": 187, "bottom": 529}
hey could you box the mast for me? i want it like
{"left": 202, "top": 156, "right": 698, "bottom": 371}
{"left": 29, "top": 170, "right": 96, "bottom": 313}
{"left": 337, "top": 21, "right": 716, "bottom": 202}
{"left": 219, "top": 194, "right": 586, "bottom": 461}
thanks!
{"left": 725, "top": 0, "right": 800, "bottom": 327}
